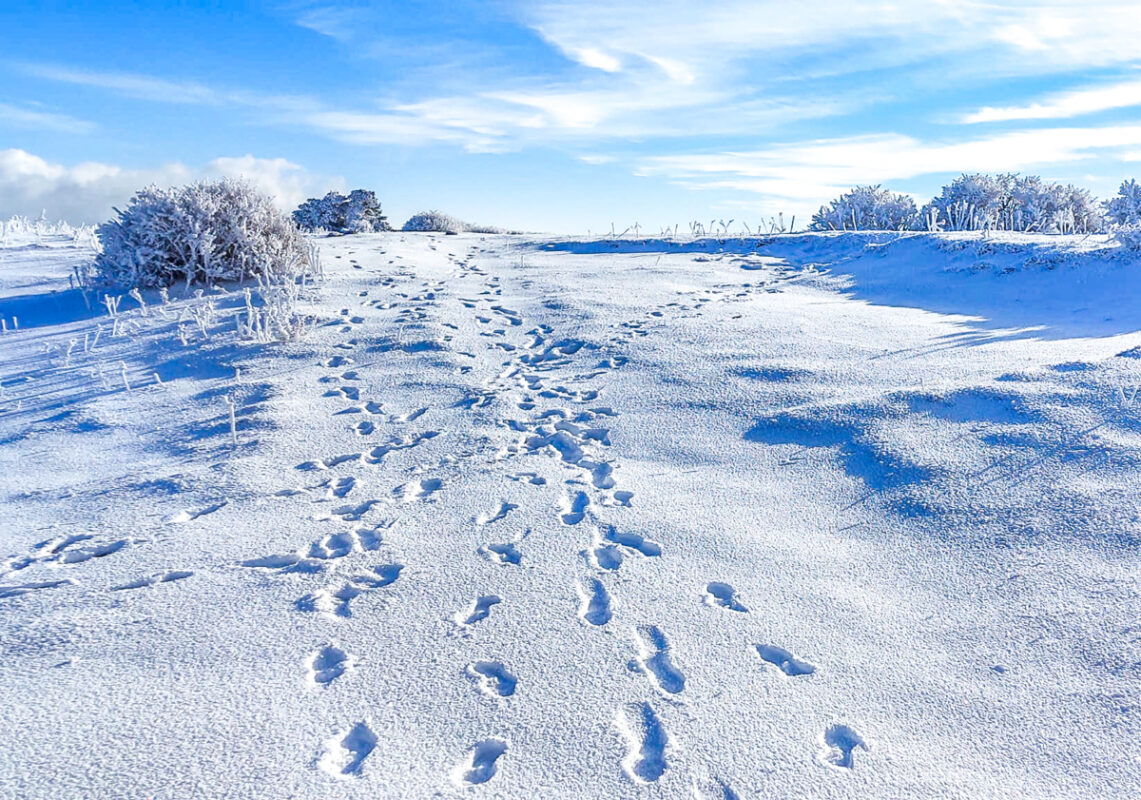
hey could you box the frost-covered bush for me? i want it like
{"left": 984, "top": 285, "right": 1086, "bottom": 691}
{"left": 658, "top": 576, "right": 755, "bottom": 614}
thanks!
{"left": 810, "top": 186, "right": 919, "bottom": 231}
{"left": 921, "top": 173, "right": 1012, "bottom": 231}
{"left": 1105, "top": 179, "right": 1141, "bottom": 225}
{"left": 402, "top": 210, "right": 469, "bottom": 233}
{"left": 94, "top": 179, "right": 315, "bottom": 288}
{"left": 1105, "top": 180, "right": 1141, "bottom": 251}
{"left": 1112, "top": 223, "right": 1141, "bottom": 251}
{"left": 1007, "top": 176, "right": 1102, "bottom": 233}
{"left": 293, "top": 189, "right": 388, "bottom": 233}
{"left": 1053, "top": 183, "right": 1104, "bottom": 234}
{"left": 923, "top": 173, "right": 1103, "bottom": 233}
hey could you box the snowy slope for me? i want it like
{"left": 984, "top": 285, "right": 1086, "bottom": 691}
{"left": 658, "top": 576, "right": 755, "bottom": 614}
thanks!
{"left": 1, "top": 230, "right": 1139, "bottom": 799}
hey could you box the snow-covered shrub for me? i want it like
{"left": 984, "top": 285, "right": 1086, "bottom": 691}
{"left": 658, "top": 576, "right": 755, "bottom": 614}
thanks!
{"left": 293, "top": 189, "right": 388, "bottom": 233}
{"left": 810, "top": 186, "right": 918, "bottom": 231}
{"left": 922, "top": 173, "right": 1011, "bottom": 231}
{"left": 94, "top": 179, "right": 315, "bottom": 288}
{"left": 923, "top": 173, "right": 1104, "bottom": 233}
{"left": 1112, "top": 223, "right": 1141, "bottom": 251}
{"left": 1007, "top": 177, "right": 1102, "bottom": 233}
{"left": 402, "top": 210, "right": 469, "bottom": 233}
{"left": 1105, "top": 179, "right": 1141, "bottom": 225}
{"left": 1053, "top": 183, "right": 1104, "bottom": 234}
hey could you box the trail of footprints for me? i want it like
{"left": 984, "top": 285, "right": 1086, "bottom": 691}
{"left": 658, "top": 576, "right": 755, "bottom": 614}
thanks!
{"left": 217, "top": 241, "right": 867, "bottom": 786}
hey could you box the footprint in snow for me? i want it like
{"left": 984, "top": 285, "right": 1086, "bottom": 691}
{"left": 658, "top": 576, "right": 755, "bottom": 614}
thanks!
{"left": 466, "top": 661, "right": 517, "bottom": 698}
{"left": 166, "top": 500, "right": 226, "bottom": 523}
{"left": 632, "top": 625, "right": 685, "bottom": 694}
{"left": 455, "top": 594, "right": 501, "bottom": 626}
{"left": 321, "top": 476, "right": 355, "bottom": 500}
{"left": 603, "top": 525, "right": 661, "bottom": 558}
{"left": 588, "top": 527, "right": 623, "bottom": 572}
{"left": 560, "top": 490, "right": 590, "bottom": 525}
{"left": 703, "top": 582, "right": 748, "bottom": 612}
{"left": 451, "top": 739, "right": 507, "bottom": 786}
{"left": 478, "top": 541, "right": 522, "bottom": 566}
{"left": 616, "top": 702, "right": 668, "bottom": 783}
{"left": 756, "top": 644, "right": 816, "bottom": 677}
{"left": 577, "top": 579, "right": 612, "bottom": 626}
{"left": 691, "top": 776, "right": 741, "bottom": 800}
{"left": 396, "top": 477, "right": 442, "bottom": 502}
{"left": 819, "top": 724, "right": 868, "bottom": 769}
{"left": 317, "top": 722, "right": 376, "bottom": 778}
{"left": 306, "top": 643, "right": 354, "bottom": 688}
{"left": 476, "top": 499, "right": 518, "bottom": 525}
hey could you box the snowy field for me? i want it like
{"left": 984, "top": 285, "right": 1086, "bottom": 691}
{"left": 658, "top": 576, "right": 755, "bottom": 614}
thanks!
{"left": 1, "top": 229, "right": 1139, "bottom": 798}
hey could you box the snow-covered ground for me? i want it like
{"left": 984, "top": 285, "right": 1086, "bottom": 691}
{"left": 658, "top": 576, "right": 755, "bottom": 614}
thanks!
{"left": 1, "top": 230, "right": 1139, "bottom": 799}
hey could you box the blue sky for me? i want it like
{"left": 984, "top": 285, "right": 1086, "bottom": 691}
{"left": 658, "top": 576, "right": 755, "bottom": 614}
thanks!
{"left": 3, "top": 0, "right": 1141, "bottom": 232}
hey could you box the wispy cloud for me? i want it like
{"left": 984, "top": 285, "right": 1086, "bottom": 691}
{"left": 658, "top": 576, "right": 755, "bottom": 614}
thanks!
{"left": 22, "top": 63, "right": 222, "bottom": 104}
{"left": 291, "top": 4, "right": 364, "bottom": 41}
{"left": 964, "top": 77, "right": 1141, "bottom": 123}
{"left": 0, "top": 102, "right": 95, "bottom": 134}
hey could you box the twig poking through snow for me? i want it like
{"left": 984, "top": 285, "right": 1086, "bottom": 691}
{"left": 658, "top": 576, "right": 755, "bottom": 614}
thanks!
{"left": 226, "top": 394, "right": 238, "bottom": 447}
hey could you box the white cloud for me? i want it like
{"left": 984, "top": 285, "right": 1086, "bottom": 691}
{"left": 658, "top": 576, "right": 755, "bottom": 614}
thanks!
{"left": 202, "top": 155, "right": 345, "bottom": 210}
{"left": 567, "top": 47, "right": 622, "bottom": 73}
{"left": 0, "top": 149, "right": 344, "bottom": 224}
{"left": 964, "top": 78, "right": 1141, "bottom": 123}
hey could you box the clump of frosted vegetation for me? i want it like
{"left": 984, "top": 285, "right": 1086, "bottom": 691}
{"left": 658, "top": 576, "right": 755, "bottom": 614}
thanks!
{"left": 810, "top": 174, "right": 1110, "bottom": 234}
{"left": 810, "top": 186, "right": 918, "bottom": 231}
{"left": 1106, "top": 179, "right": 1141, "bottom": 226}
{"left": 402, "top": 210, "right": 470, "bottom": 233}
{"left": 401, "top": 210, "right": 508, "bottom": 233}
{"left": 94, "top": 179, "right": 316, "bottom": 288}
{"left": 921, "top": 173, "right": 1102, "bottom": 233}
{"left": 1105, "top": 179, "right": 1141, "bottom": 251}
{"left": 1, "top": 214, "right": 97, "bottom": 247}
{"left": 293, "top": 189, "right": 389, "bottom": 233}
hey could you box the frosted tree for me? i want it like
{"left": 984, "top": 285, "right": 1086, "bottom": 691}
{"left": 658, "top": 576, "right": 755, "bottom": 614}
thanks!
{"left": 342, "top": 190, "right": 388, "bottom": 233}
{"left": 293, "top": 190, "right": 389, "bottom": 233}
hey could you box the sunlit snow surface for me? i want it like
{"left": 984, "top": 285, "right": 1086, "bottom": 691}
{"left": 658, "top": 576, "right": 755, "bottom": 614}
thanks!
{"left": 1, "top": 230, "right": 1139, "bottom": 798}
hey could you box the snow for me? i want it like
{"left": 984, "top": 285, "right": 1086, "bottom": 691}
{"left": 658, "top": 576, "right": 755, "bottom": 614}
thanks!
{"left": 1, "top": 228, "right": 1139, "bottom": 798}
